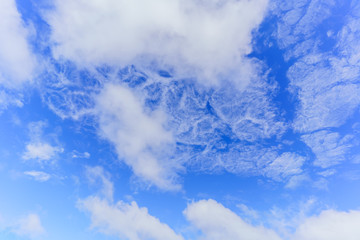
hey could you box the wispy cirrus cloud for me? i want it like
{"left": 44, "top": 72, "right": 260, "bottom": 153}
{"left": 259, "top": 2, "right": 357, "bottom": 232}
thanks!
{"left": 24, "top": 171, "right": 51, "bottom": 182}
{"left": 263, "top": 152, "right": 306, "bottom": 181}
{"left": 302, "top": 130, "right": 353, "bottom": 168}
{"left": 271, "top": 0, "right": 360, "bottom": 177}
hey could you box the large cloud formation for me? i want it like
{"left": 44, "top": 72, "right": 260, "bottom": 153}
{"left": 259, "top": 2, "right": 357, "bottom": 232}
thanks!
{"left": 46, "top": 0, "right": 268, "bottom": 85}
{"left": 81, "top": 170, "right": 360, "bottom": 240}
{"left": 0, "top": 0, "right": 36, "bottom": 88}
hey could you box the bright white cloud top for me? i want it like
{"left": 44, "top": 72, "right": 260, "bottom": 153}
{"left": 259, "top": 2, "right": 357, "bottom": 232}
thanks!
{"left": 0, "top": 0, "right": 36, "bottom": 88}
{"left": 0, "top": 0, "right": 360, "bottom": 239}
{"left": 47, "top": 0, "right": 268, "bottom": 86}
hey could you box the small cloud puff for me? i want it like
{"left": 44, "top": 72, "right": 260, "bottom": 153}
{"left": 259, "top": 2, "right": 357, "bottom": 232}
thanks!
{"left": 22, "top": 121, "right": 64, "bottom": 164}
{"left": 24, "top": 171, "right": 51, "bottom": 182}
{"left": 22, "top": 142, "right": 64, "bottom": 162}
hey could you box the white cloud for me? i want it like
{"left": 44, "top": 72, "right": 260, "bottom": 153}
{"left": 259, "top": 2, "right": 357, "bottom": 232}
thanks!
{"left": 0, "top": 90, "right": 24, "bottom": 112}
{"left": 273, "top": 0, "right": 360, "bottom": 133}
{"left": 267, "top": 197, "right": 318, "bottom": 239}
{"left": 0, "top": 0, "right": 37, "bottom": 88}
{"left": 46, "top": 0, "right": 268, "bottom": 85}
{"left": 22, "top": 121, "right": 64, "bottom": 163}
{"left": 12, "top": 213, "right": 45, "bottom": 239}
{"left": 317, "top": 169, "right": 336, "bottom": 177}
{"left": 24, "top": 171, "right": 51, "bottom": 182}
{"left": 263, "top": 152, "right": 306, "bottom": 181}
{"left": 95, "top": 83, "right": 181, "bottom": 190}
{"left": 285, "top": 174, "right": 309, "bottom": 189}
{"left": 292, "top": 209, "right": 360, "bottom": 240}
{"left": 302, "top": 130, "right": 352, "bottom": 168}
{"left": 237, "top": 203, "right": 259, "bottom": 220}
{"left": 184, "top": 199, "right": 282, "bottom": 240}
{"left": 79, "top": 168, "right": 183, "bottom": 240}
{"left": 291, "top": 75, "right": 360, "bottom": 132}
{"left": 72, "top": 151, "right": 90, "bottom": 159}
{"left": 78, "top": 196, "right": 183, "bottom": 240}
{"left": 22, "top": 142, "right": 63, "bottom": 162}
{"left": 86, "top": 166, "right": 114, "bottom": 201}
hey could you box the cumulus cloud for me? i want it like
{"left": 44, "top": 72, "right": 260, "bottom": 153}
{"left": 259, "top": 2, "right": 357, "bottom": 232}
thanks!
{"left": 0, "top": 0, "right": 37, "bottom": 88}
{"left": 24, "top": 171, "right": 51, "bottom": 182}
{"left": 95, "top": 83, "right": 181, "bottom": 190}
{"left": 184, "top": 199, "right": 282, "bottom": 240}
{"left": 292, "top": 209, "right": 360, "bottom": 240}
{"left": 12, "top": 213, "right": 45, "bottom": 239}
{"left": 46, "top": 0, "right": 268, "bottom": 85}
{"left": 79, "top": 167, "right": 183, "bottom": 240}
{"left": 78, "top": 176, "right": 360, "bottom": 240}
{"left": 79, "top": 197, "right": 184, "bottom": 240}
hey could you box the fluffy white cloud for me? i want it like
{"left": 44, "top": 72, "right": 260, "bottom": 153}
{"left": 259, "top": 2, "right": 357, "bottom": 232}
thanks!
{"left": 12, "top": 213, "right": 45, "bottom": 239}
{"left": 79, "top": 167, "right": 183, "bottom": 240}
{"left": 95, "top": 83, "right": 181, "bottom": 190}
{"left": 46, "top": 0, "right": 268, "bottom": 85}
{"left": 292, "top": 209, "right": 360, "bottom": 240}
{"left": 24, "top": 171, "right": 51, "bottom": 182}
{"left": 0, "top": 0, "right": 37, "bottom": 88}
{"left": 184, "top": 199, "right": 282, "bottom": 240}
{"left": 79, "top": 197, "right": 183, "bottom": 240}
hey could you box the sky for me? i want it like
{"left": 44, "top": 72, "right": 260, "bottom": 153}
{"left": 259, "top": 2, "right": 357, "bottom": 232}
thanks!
{"left": 0, "top": 0, "right": 360, "bottom": 239}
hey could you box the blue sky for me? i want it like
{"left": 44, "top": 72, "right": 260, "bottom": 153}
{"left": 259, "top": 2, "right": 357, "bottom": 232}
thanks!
{"left": 1, "top": 0, "right": 360, "bottom": 239}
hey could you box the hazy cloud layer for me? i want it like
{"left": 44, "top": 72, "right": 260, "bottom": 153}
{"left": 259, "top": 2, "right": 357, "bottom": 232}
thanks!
{"left": 12, "top": 213, "right": 46, "bottom": 239}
